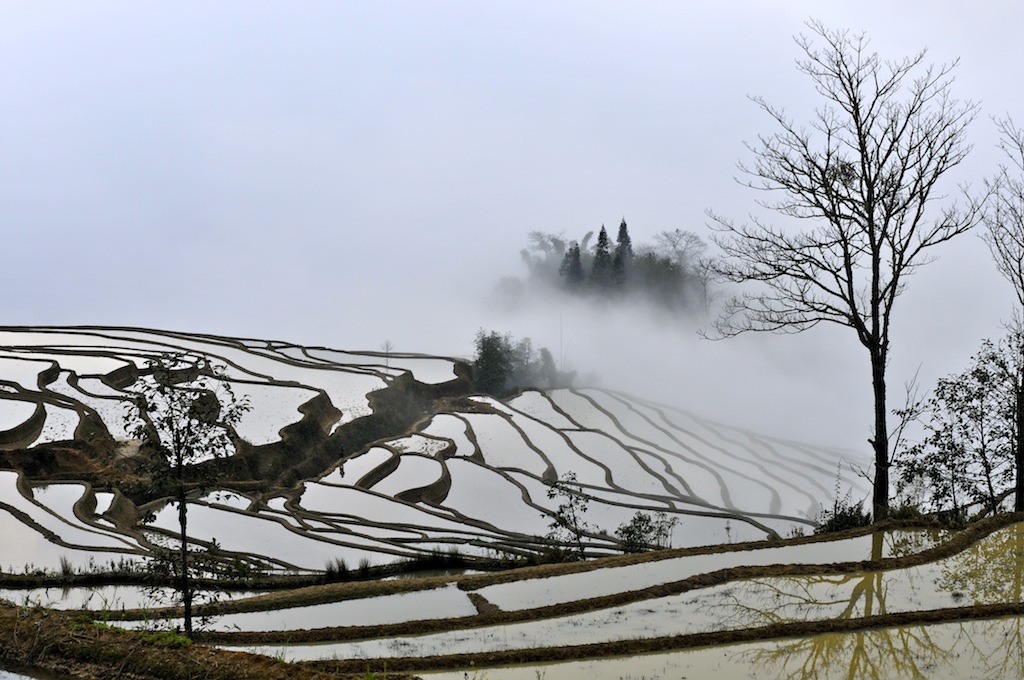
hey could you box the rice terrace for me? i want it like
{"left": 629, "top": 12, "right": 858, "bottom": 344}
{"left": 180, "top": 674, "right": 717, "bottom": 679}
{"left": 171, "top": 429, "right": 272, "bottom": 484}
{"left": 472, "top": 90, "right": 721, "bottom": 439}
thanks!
{"left": 0, "top": 326, "right": 1018, "bottom": 679}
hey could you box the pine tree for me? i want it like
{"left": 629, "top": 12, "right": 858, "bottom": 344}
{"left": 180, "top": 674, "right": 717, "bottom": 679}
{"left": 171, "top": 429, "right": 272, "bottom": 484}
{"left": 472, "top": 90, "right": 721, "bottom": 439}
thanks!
{"left": 591, "top": 226, "right": 613, "bottom": 291}
{"left": 613, "top": 218, "right": 634, "bottom": 287}
{"left": 473, "top": 330, "right": 514, "bottom": 395}
{"left": 559, "top": 242, "right": 584, "bottom": 290}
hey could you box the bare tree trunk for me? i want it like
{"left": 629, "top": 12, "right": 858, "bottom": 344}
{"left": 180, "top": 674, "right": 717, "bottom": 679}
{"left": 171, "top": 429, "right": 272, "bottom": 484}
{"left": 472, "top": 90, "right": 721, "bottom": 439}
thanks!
{"left": 177, "top": 460, "right": 192, "bottom": 639}
{"left": 979, "top": 445, "right": 1000, "bottom": 516}
{"left": 871, "top": 351, "right": 890, "bottom": 520}
{"left": 1016, "top": 376, "right": 1024, "bottom": 512}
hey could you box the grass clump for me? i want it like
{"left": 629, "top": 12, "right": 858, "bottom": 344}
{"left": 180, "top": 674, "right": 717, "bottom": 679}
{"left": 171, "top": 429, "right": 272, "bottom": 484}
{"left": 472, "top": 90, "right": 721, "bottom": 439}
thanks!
{"left": 142, "top": 630, "right": 192, "bottom": 648}
{"left": 323, "top": 558, "right": 349, "bottom": 583}
{"left": 815, "top": 494, "right": 872, "bottom": 534}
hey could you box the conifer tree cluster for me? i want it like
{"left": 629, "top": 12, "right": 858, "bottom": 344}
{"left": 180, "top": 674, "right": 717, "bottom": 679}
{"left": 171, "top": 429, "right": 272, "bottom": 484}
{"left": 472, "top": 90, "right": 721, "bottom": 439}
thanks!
{"left": 472, "top": 330, "right": 575, "bottom": 397}
{"left": 513, "top": 219, "right": 713, "bottom": 313}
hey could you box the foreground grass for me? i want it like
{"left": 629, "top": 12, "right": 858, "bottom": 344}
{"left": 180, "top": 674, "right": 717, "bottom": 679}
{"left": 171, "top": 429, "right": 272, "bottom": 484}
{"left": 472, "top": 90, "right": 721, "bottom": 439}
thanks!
{"left": 0, "top": 602, "right": 414, "bottom": 680}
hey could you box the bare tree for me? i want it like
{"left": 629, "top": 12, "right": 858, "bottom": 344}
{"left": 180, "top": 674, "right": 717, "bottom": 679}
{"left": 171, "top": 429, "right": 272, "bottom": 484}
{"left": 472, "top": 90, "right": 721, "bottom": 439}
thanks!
{"left": 653, "top": 229, "right": 707, "bottom": 269}
{"left": 380, "top": 339, "right": 394, "bottom": 370}
{"left": 708, "top": 21, "right": 980, "bottom": 519}
{"left": 983, "top": 117, "right": 1024, "bottom": 511}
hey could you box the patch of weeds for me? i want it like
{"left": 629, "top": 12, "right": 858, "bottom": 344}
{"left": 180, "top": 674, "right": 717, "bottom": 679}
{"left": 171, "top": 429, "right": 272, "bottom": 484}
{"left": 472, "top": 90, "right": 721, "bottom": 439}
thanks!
{"left": 815, "top": 493, "right": 871, "bottom": 534}
{"left": 142, "top": 630, "right": 192, "bottom": 648}
{"left": 324, "top": 557, "right": 349, "bottom": 582}
{"left": 815, "top": 466, "right": 872, "bottom": 534}
{"left": 363, "top": 661, "right": 388, "bottom": 678}
{"left": 396, "top": 547, "right": 470, "bottom": 575}
{"left": 934, "top": 506, "right": 970, "bottom": 528}
{"left": 615, "top": 511, "right": 679, "bottom": 552}
{"left": 786, "top": 525, "right": 807, "bottom": 539}
{"left": 463, "top": 660, "right": 489, "bottom": 679}
{"left": 888, "top": 503, "right": 923, "bottom": 521}
{"left": 71, "top": 643, "right": 122, "bottom": 665}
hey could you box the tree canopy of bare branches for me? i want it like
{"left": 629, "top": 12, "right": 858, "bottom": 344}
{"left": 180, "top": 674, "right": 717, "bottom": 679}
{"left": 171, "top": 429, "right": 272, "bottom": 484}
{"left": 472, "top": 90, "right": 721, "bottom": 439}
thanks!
{"left": 708, "top": 21, "right": 980, "bottom": 519}
{"left": 983, "top": 117, "right": 1024, "bottom": 511}
{"left": 985, "top": 118, "right": 1024, "bottom": 308}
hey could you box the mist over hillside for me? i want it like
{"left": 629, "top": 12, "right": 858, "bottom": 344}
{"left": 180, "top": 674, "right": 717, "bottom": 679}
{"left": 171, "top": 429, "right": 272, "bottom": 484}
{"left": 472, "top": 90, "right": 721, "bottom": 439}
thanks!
{"left": 2, "top": 2, "right": 1012, "bottom": 470}
{"left": 436, "top": 221, "right": 864, "bottom": 456}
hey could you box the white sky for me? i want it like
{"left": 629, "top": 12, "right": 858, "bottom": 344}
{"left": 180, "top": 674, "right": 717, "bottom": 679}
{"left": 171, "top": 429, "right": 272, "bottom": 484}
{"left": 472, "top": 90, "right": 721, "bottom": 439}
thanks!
{"left": 2, "top": 1, "right": 1020, "bottom": 453}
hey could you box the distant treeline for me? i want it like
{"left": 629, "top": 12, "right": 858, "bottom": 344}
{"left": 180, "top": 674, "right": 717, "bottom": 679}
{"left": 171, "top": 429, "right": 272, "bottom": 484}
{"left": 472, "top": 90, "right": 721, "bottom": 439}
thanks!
{"left": 496, "top": 219, "right": 714, "bottom": 314}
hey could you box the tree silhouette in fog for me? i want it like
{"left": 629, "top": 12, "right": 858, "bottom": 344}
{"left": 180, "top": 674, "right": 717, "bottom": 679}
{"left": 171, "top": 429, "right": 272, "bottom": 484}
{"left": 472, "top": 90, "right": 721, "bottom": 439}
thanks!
{"left": 708, "top": 21, "right": 980, "bottom": 519}
{"left": 512, "top": 219, "right": 712, "bottom": 313}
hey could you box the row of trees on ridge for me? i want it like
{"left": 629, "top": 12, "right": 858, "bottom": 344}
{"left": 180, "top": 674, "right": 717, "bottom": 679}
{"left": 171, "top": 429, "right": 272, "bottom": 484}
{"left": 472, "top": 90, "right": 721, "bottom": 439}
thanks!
{"left": 508, "top": 220, "right": 714, "bottom": 314}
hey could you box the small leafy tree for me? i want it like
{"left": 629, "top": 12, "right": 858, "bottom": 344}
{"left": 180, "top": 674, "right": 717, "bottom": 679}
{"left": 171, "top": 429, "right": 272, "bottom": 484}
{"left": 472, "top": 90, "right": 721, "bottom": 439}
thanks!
{"left": 982, "top": 117, "right": 1024, "bottom": 510}
{"left": 472, "top": 330, "right": 515, "bottom": 396}
{"left": 123, "top": 353, "right": 250, "bottom": 638}
{"left": 615, "top": 511, "right": 679, "bottom": 552}
{"left": 630, "top": 250, "right": 687, "bottom": 308}
{"left": 544, "top": 471, "right": 593, "bottom": 560}
{"left": 520, "top": 231, "right": 568, "bottom": 287}
{"left": 897, "top": 338, "right": 1019, "bottom": 517}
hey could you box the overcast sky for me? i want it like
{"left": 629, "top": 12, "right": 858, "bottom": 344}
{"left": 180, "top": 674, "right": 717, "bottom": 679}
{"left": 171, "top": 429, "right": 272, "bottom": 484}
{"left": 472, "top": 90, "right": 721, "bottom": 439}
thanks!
{"left": 2, "top": 1, "right": 1021, "bottom": 452}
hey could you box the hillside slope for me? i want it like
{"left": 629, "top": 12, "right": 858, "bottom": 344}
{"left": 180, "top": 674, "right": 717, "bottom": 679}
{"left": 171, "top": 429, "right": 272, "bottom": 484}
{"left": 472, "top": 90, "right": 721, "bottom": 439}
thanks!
{"left": 0, "top": 326, "right": 870, "bottom": 574}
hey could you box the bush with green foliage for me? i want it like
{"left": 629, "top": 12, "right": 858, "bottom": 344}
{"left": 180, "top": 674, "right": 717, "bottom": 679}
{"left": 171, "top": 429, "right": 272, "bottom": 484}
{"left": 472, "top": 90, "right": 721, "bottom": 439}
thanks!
{"left": 814, "top": 494, "right": 872, "bottom": 534}
{"left": 896, "top": 336, "right": 1021, "bottom": 517}
{"left": 615, "top": 511, "right": 679, "bottom": 552}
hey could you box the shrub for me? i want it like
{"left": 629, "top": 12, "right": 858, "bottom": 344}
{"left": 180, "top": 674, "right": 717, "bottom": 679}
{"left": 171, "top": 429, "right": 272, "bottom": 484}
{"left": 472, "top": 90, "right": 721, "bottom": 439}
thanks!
{"left": 615, "top": 511, "right": 679, "bottom": 552}
{"left": 324, "top": 558, "right": 349, "bottom": 582}
{"left": 142, "top": 630, "right": 192, "bottom": 648}
{"left": 815, "top": 494, "right": 872, "bottom": 534}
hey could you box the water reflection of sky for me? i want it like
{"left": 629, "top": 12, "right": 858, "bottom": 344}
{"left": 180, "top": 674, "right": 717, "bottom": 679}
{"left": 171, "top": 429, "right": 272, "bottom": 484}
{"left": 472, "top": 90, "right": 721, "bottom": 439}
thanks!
{"left": 414, "top": 616, "right": 1024, "bottom": 680}
{"left": 237, "top": 525, "right": 1018, "bottom": 662}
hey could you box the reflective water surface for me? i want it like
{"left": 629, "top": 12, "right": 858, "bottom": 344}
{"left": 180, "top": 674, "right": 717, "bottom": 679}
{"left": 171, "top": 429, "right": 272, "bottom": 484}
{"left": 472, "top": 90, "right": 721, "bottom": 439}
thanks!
{"left": 418, "top": 615, "right": 1024, "bottom": 680}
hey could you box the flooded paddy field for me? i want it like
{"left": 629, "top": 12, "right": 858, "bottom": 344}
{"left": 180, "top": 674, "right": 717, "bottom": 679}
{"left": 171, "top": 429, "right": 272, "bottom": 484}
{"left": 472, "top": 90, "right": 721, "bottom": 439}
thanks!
{"left": 1, "top": 326, "right": 1009, "bottom": 679}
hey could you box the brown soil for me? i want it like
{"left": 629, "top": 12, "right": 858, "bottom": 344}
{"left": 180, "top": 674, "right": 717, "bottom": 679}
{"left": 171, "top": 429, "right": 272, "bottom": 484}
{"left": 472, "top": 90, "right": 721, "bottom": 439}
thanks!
{"left": 0, "top": 602, "right": 418, "bottom": 680}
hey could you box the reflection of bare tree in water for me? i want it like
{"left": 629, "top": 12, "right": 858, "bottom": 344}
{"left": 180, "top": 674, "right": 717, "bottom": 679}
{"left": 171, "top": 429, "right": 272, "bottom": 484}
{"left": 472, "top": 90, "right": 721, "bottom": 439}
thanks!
{"left": 935, "top": 522, "right": 1024, "bottom": 678}
{"left": 746, "top": 626, "right": 946, "bottom": 680}
{"left": 710, "top": 533, "right": 950, "bottom": 679}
